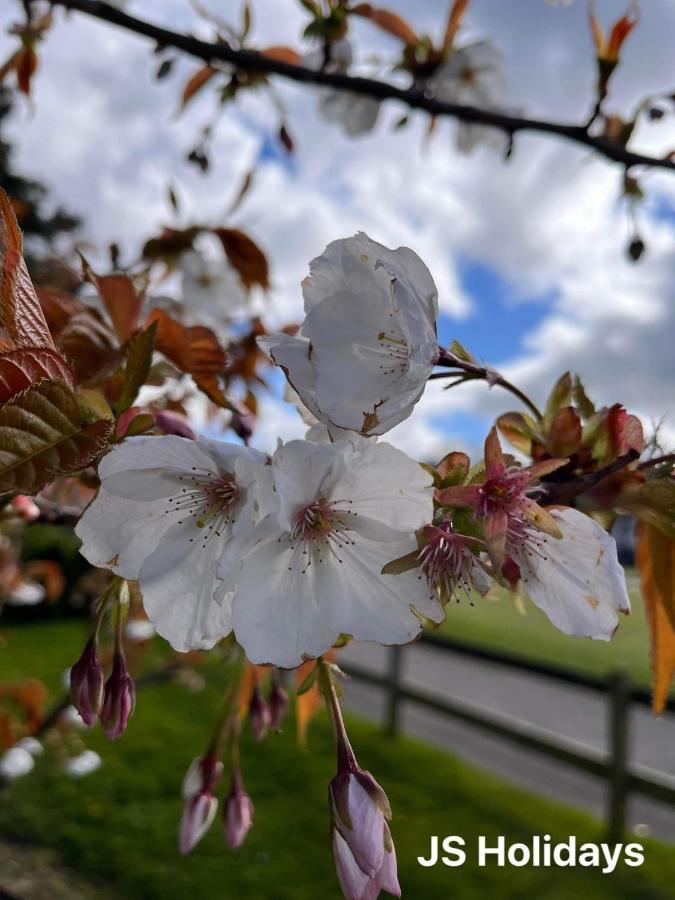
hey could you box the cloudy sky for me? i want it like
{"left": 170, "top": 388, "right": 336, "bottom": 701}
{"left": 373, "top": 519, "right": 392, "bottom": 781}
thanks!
{"left": 1, "top": 0, "right": 674, "bottom": 459}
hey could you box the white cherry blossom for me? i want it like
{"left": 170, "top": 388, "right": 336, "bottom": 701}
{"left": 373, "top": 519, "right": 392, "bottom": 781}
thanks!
{"left": 225, "top": 439, "right": 444, "bottom": 667}
{"left": 304, "top": 40, "right": 380, "bottom": 137}
{"left": 76, "top": 435, "right": 271, "bottom": 651}
{"left": 428, "top": 41, "right": 506, "bottom": 153}
{"left": 259, "top": 233, "right": 439, "bottom": 437}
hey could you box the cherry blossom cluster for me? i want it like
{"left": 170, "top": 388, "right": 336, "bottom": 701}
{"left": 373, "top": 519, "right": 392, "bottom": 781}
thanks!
{"left": 70, "top": 232, "right": 631, "bottom": 900}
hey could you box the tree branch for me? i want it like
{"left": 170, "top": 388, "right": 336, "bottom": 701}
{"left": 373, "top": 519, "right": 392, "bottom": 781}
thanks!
{"left": 432, "top": 349, "right": 544, "bottom": 421}
{"left": 49, "top": 0, "right": 675, "bottom": 174}
{"left": 539, "top": 449, "right": 640, "bottom": 506}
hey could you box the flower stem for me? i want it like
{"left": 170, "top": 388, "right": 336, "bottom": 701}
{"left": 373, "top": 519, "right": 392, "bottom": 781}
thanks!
{"left": 433, "top": 349, "right": 544, "bottom": 422}
{"left": 318, "top": 658, "right": 357, "bottom": 772}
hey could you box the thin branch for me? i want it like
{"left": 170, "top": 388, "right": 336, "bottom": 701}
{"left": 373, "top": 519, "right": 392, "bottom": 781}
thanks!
{"left": 50, "top": 0, "right": 675, "bottom": 174}
{"left": 433, "top": 350, "right": 544, "bottom": 421}
{"left": 638, "top": 452, "right": 675, "bottom": 471}
{"left": 539, "top": 449, "right": 640, "bottom": 505}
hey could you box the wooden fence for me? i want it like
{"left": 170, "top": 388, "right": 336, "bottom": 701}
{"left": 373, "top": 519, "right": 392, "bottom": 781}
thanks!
{"left": 342, "top": 632, "right": 675, "bottom": 843}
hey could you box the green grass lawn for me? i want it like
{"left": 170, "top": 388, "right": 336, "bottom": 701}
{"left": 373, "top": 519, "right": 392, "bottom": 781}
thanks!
{"left": 1, "top": 620, "right": 674, "bottom": 900}
{"left": 439, "top": 570, "right": 658, "bottom": 689}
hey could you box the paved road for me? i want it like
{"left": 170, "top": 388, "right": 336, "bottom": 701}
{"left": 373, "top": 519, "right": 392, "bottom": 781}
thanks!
{"left": 338, "top": 639, "right": 675, "bottom": 840}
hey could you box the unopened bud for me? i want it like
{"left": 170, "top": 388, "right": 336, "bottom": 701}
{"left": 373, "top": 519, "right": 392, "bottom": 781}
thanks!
{"left": 268, "top": 680, "right": 289, "bottom": 731}
{"left": 248, "top": 684, "right": 271, "bottom": 741}
{"left": 179, "top": 753, "right": 224, "bottom": 855}
{"left": 69, "top": 637, "right": 105, "bottom": 727}
{"left": 223, "top": 773, "right": 254, "bottom": 849}
{"left": 101, "top": 649, "right": 135, "bottom": 740}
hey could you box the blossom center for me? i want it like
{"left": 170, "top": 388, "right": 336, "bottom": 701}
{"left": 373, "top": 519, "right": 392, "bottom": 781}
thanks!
{"left": 165, "top": 468, "right": 240, "bottom": 546}
{"left": 417, "top": 522, "right": 479, "bottom": 603}
{"left": 287, "top": 499, "right": 353, "bottom": 571}
{"left": 376, "top": 329, "right": 409, "bottom": 376}
{"left": 477, "top": 469, "right": 530, "bottom": 517}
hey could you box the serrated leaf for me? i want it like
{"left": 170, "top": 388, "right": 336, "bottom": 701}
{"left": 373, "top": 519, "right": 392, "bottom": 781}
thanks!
{"left": 0, "top": 347, "right": 74, "bottom": 404}
{"left": 0, "top": 380, "right": 112, "bottom": 495}
{"left": 117, "top": 322, "right": 157, "bottom": 413}
{"left": 0, "top": 188, "right": 58, "bottom": 350}
{"left": 212, "top": 227, "right": 269, "bottom": 291}
{"left": 636, "top": 522, "right": 675, "bottom": 713}
{"left": 146, "top": 308, "right": 229, "bottom": 407}
{"left": 56, "top": 308, "right": 121, "bottom": 384}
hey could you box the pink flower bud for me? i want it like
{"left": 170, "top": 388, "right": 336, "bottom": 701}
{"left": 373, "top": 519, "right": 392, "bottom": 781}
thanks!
{"left": 179, "top": 753, "right": 224, "bottom": 855}
{"left": 180, "top": 791, "right": 219, "bottom": 855}
{"left": 329, "top": 769, "right": 399, "bottom": 899}
{"left": 69, "top": 637, "right": 105, "bottom": 727}
{"left": 100, "top": 649, "right": 135, "bottom": 740}
{"left": 10, "top": 495, "right": 40, "bottom": 522}
{"left": 248, "top": 684, "right": 271, "bottom": 741}
{"left": 223, "top": 774, "right": 254, "bottom": 849}
{"left": 268, "top": 681, "right": 289, "bottom": 731}
{"left": 155, "top": 411, "right": 196, "bottom": 440}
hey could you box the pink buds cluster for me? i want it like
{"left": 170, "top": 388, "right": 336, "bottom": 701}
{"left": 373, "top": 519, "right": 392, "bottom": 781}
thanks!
{"left": 247, "top": 676, "right": 289, "bottom": 740}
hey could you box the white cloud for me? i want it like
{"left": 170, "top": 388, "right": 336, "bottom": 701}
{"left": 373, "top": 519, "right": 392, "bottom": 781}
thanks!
{"left": 0, "top": 0, "right": 673, "bottom": 457}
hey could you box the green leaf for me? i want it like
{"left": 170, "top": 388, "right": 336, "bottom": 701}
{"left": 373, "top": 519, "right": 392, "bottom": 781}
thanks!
{"left": 544, "top": 372, "right": 572, "bottom": 430}
{"left": 0, "top": 380, "right": 113, "bottom": 495}
{"left": 381, "top": 549, "right": 419, "bottom": 575}
{"left": 573, "top": 375, "right": 595, "bottom": 419}
{"left": 497, "top": 412, "right": 541, "bottom": 455}
{"left": 296, "top": 666, "right": 319, "bottom": 696}
{"left": 117, "top": 322, "right": 157, "bottom": 413}
{"left": 448, "top": 339, "right": 474, "bottom": 362}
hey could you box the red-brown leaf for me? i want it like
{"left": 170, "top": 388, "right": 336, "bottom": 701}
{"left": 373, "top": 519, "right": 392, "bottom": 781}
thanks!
{"left": 91, "top": 273, "right": 143, "bottom": 343}
{"left": 351, "top": 4, "right": 419, "bottom": 46}
{"left": 213, "top": 227, "right": 269, "bottom": 291}
{"left": 181, "top": 65, "right": 219, "bottom": 108}
{"left": 260, "top": 45, "right": 302, "bottom": 66}
{"left": 0, "top": 188, "right": 57, "bottom": 350}
{"left": 146, "top": 308, "right": 228, "bottom": 405}
{"left": 0, "top": 347, "right": 74, "bottom": 404}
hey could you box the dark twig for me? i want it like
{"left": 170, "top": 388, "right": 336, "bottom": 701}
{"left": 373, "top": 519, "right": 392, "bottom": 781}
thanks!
{"left": 49, "top": 0, "right": 675, "bottom": 174}
{"left": 433, "top": 350, "right": 544, "bottom": 421}
{"left": 539, "top": 449, "right": 640, "bottom": 506}
{"left": 638, "top": 452, "right": 675, "bottom": 472}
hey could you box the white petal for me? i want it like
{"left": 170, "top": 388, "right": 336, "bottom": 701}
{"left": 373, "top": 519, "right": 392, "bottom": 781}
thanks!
{"left": 232, "top": 533, "right": 339, "bottom": 667}
{"left": 257, "top": 332, "right": 321, "bottom": 422}
{"left": 515, "top": 508, "right": 630, "bottom": 640}
{"left": 76, "top": 487, "right": 182, "bottom": 579}
{"left": 329, "top": 443, "right": 433, "bottom": 540}
{"left": 272, "top": 440, "right": 348, "bottom": 531}
{"left": 139, "top": 519, "right": 234, "bottom": 651}
{"left": 325, "top": 538, "right": 444, "bottom": 642}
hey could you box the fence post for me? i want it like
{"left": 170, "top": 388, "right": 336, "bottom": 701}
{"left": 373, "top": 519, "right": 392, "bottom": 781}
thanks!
{"left": 384, "top": 645, "right": 403, "bottom": 737}
{"left": 606, "top": 670, "right": 631, "bottom": 844}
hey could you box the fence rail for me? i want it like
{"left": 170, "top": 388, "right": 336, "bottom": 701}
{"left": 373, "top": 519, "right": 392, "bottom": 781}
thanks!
{"left": 341, "top": 636, "right": 675, "bottom": 843}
